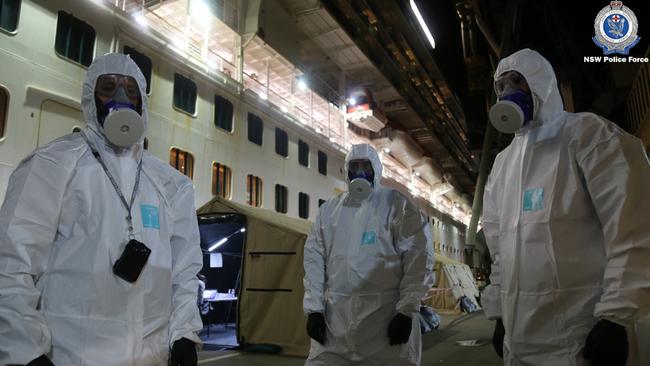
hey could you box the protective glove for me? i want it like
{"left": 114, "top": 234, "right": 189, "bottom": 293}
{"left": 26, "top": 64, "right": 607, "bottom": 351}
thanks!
{"left": 388, "top": 313, "right": 412, "bottom": 345}
{"left": 306, "top": 312, "right": 326, "bottom": 345}
{"left": 170, "top": 338, "right": 197, "bottom": 366}
{"left": 583, "top": 319, "right": 628, "bottom": 366}
{"left": 492, "top": 318, "right": 505, "bottom": 359}
{"left": 26, "top": 355, "right": 54, "bottom": 366}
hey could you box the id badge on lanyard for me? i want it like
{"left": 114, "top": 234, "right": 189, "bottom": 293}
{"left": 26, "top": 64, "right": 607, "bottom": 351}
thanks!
{"left": 83, "top": 133, "right": 151, "bottom": 283}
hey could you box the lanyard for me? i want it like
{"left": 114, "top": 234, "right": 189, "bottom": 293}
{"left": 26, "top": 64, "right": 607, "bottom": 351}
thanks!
{"left": 83, "top": 133, "right": 143, "bottom": 239}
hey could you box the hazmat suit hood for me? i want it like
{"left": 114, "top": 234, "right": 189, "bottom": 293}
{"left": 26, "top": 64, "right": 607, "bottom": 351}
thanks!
{"left": 344, "top": 143, "right": 383, "bottom": 188}
{"left": 494, "top": 48, "right": 564, "bottom": 130}
{"left": 82, "top": 53, "right": 148, "bottom": 151}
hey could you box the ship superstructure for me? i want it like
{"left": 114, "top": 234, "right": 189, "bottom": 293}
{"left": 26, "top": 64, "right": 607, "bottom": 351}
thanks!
{"left": 0, "top": 0, "right": 473, "bottom": 262}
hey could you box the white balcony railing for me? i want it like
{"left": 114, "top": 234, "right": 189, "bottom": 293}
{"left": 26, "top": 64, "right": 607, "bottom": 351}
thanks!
{"left": 111, "top": 0, "right": 471, "bottom": 226}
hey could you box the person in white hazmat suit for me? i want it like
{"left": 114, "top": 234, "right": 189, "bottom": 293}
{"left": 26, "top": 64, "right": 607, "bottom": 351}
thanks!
{"left": 0, "top": 53, "right": 203, "bottom": 365}
{"left": 303, "top": 143, "right": 435, "bottom": 365}
{"left": 482, "top": 48, "right": 650, "bottom": 366}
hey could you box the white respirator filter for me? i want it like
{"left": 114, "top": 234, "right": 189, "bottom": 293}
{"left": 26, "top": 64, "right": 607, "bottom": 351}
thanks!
{"left": 103, "top": 109, "right": 145, "bottom": 147}
{"left": 349, "top": 178, "right": 372, "bottom": 201}
{"left": 489, "top": 100, "right": 525, "bottom": 134}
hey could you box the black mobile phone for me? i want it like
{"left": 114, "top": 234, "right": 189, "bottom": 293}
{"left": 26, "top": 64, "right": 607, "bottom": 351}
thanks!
{"left": 113, "top": 239, "right": 151, "bottom": 283}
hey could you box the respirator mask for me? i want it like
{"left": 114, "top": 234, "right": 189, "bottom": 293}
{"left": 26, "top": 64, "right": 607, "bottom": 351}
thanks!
{"left": 348, "top": 159, "right": 374, "bottom": 201}
{"left": 95, "top": 74, "right": 144, "bottom": 147}
{"left": 489, "top": 71, "right": 534, "bottom": 134}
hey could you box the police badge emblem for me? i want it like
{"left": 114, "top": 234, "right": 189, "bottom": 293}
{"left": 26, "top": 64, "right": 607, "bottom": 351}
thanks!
{"left": 592, "top": 1, "right": 640, "bottom": 55}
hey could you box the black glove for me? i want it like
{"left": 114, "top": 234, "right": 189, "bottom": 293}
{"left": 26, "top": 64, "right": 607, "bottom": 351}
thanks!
{"left": 583, "top": 319, "right": 628, "bottom": 366}
{"left": 170, "top": 338, "right": 197, "bottom": 366}
{"left": 26, "top": 355, "right": 54, "bottom": 366}
{"left": 492, "top": 318, "right": 505, "bottom": 359}
{"left": 306, "top": 312, "right": 327, "bottom": 345}
{"left": 388, "top": 313, "right": 412, "bottom": 345}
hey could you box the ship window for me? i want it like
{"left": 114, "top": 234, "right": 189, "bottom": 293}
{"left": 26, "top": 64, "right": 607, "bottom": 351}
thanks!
{"left": 275, "top": 127, "right": 288, "bottom": 157}
{"left": 247, "top": 112, "right": 263, "bottom": 145}
{"left": 246, "top": 174, "right": 263, "bottom": 207}
{"left": 275, "top": 184, "right": 288, "bottom": 214}
{"left": 173, "top": 73, "right": 197, "bottom": 116}
{"left": 143, "top": 137, "right": 149, "bottom": 150}
{"left": 212, "top": 162, "right": 232, "bottom": 199}
{"left": 169, "top": 147, "right": 194, "bottom": 179}
{"left": 214, "top": 94, "right": 233, "bottom": 132}
{"left": 0, "top": 0, "right": 20, "bottom": 32}
{"left": 318, "top": 199, "right": 326, "bottom": 208}
{"left": 0, "top": 86, "right": 7, "bottom": 138}
{"left": 55, "top": 11, "right": 95, "bottom": 67}
{"left": 123, "top": 46, "right": 152, "bottom": 94}
{"left": 298, "top": 192, "right": 309, "bottom": 219}
{"left": 318, "top": 150, "right": 327, "bottom": 176}
{"left": 298, "top": 140, "right": 309, "bottom": 167}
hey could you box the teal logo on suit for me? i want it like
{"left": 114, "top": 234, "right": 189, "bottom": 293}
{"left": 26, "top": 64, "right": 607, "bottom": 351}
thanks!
{"left": 523, "top": 188, "right": 544, "bottom": 212}
{"left": 141, "top": 204, "right": 160, "bottom": 229}
{"left": 361, "top": 231, "right": 376, "bottom": 245}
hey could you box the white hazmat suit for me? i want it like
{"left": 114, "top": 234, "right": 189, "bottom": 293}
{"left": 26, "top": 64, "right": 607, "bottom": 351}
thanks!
{"left": 0, "top": 53, "right": 203, "bottom": 365}
{"left": 303, "top": 144, "right": 435, "bottom": 365}
{"left": 481, "top": 49, "right": 650, "bottom": 365}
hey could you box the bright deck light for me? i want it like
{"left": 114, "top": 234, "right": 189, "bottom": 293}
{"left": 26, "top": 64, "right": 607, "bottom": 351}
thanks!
{"left": 134, "top": 14, "right": 148, "bottom": 27}
{"left": 190, "top": 0, "right": 211, "bottom": 25}
{"left": 172, "top": 37, "right": 186, "bottom": 50}
{"left": 410, "top": 0, "right": 436, "bottom": 49}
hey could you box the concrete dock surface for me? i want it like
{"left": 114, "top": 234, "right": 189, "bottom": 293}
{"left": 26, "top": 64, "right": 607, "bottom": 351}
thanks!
{"left": 197, "top": 311, "right": 502, "bottom": 365}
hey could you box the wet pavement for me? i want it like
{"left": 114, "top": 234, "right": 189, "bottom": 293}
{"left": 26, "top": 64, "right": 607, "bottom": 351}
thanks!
{"left": 197, "top": 311, "right": 502, "bottom": 365}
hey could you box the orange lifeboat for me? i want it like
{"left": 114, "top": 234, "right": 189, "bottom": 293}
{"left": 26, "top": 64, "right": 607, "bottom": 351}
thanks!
{"left": 345, "top": 87, "right": 388, "bottom": 132}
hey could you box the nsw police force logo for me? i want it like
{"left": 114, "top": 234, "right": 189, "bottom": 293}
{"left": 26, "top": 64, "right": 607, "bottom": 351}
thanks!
{"left": 592, "top": 1, "right": 640, "bottom": 55}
